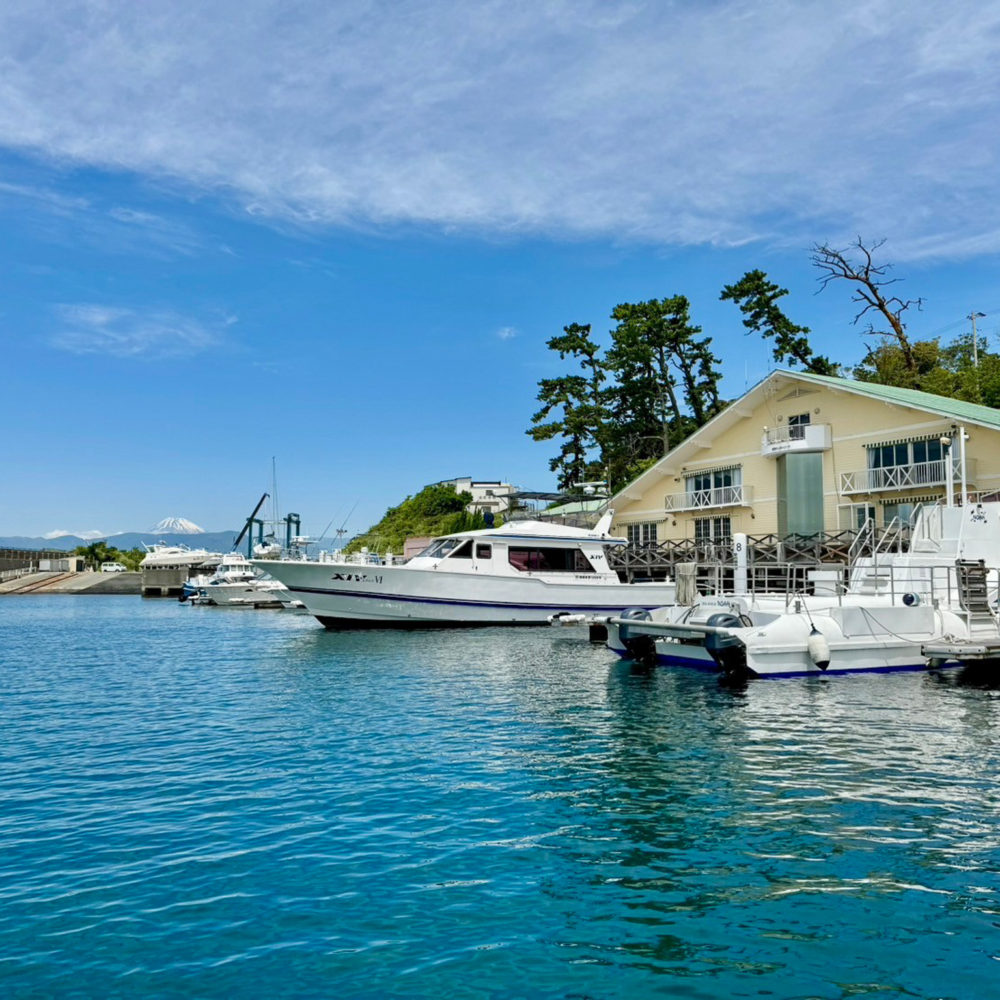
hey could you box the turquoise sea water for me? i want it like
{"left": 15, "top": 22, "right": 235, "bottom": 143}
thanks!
{"left": 2, "top": 596, "right": 999, "bottom": 999}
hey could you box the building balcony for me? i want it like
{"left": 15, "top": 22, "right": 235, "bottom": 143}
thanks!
{"left": 760, "top": 423, "right": 832, "bottom": 457}
{"left": 664, "top": 484, "right": 754, "bottom": 511}
{"left": 840, "top": 457, "right": 974, "bottom": 494}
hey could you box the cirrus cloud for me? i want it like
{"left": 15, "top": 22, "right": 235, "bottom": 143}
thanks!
{"left": 51, "top": 304, "right": 226, "bottom": 359}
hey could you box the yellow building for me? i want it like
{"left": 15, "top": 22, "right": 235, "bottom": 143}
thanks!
{"left": 610, "top": 369, "right": 1000, "bottom": 545}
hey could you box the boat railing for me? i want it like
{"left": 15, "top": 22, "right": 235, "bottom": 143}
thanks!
{"left": 848, "top": 516, "right": 875, "bottom": 567}
{"left": 693, "top": 561, "right": 847, "bottom": 601}
{"left": 806, "top": 561, "right": 998, "bottom": 620}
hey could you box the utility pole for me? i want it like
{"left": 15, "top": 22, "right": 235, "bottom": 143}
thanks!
{"left": 969, "top": 310, "right": 986, "bottom": 368}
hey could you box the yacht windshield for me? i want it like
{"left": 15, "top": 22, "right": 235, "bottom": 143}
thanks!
{"left": 417, "top": 537, "right": 465, "bottom": 559}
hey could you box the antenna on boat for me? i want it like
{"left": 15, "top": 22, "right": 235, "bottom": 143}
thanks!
{"left": 314, "top": 514, "right": 338, "bottom": 547}
{"left": 335, "top": 501, "right": 359, "bottom": 543}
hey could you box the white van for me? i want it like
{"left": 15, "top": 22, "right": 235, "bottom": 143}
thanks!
{"left": 101, "top": 562, "right": 127, "bottom": 573}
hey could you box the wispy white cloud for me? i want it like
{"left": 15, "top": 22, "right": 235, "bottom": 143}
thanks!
{"left": 1, "top": 1, "right": 999, "bottom": 258}
{"left": 496, "top": 326, "right": 517, "bottom": 340}
{"left": 51, "top": 304, "right": 225, "bottom": 359}
{"left": 0, "top": 177, "right": 208, "bottom": 256}
{"left": 43, "top": 528, "right": 106, "bottom": 540}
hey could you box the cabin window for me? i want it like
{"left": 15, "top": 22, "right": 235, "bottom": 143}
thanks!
{"left": 448, "top": 540, "right": 473, "bottom": 559}
{"left": 507, "top": 547, "right": 596, "bottom": 573}
{"left": 626, "top": 523, "right": 658, "bottom": 545}
{"left": 475, "top": 543, "right": 492, "bottom": 559}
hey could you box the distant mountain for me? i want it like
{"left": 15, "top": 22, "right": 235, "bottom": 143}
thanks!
{"left": 151, "top": 517, "right": 205, "bottom": 534}
{"left": 0, "top": 531, "right": 242, "bottom": 553}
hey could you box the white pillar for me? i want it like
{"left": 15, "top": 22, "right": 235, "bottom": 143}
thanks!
{"left": 959, "top": 425, "right": 968, "bottom": 504}
{"left": 733, "top": 532, "right": 748, "bottom": 594}
{"left": 944, "top": 438, "right": 954, "bottom": 508}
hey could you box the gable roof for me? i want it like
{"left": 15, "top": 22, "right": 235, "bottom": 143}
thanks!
{"left": 775, "top": 369, "right": 1000, "bottom": 432}
{"left": 611, "top": 368, "right": 1000, "bottom": 503}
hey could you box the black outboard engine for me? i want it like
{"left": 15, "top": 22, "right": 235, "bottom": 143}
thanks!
{"left": 618, "top": 607, "right": 657, "bottom": 667}
{"left": 703, "top": 612, "right": 750, "bottom": 679}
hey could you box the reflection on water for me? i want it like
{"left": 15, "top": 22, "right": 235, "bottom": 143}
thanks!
{"left": 1, "top": 597, "right": 998, "bottom": 998}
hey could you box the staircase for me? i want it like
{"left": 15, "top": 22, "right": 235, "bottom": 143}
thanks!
{"left": 956, "top": 559, "right": 999, "bottom": 636}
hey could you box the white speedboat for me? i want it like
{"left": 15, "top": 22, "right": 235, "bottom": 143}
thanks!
{"left": 253, "top": 514, "right": 676, "bottom": 629}
{"left": 606, "top": 499, "right": 1000, "bottom": 680}
{"left": 196, "top": 552, "right": 291, "bottom": 608}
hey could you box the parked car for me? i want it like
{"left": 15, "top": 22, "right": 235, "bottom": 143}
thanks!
{"left": 101, "top": 562, "right": 127, "bottom": 573}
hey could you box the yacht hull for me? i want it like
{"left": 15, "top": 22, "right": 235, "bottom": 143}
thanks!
{"left": 199, "top": 582, "right": 288, "bottom": 607}
{"left": 607, "top": 601, "right": 970, "bottom": 678}
{"left": 255, "top": 560, "right": 677, "bottom": 628}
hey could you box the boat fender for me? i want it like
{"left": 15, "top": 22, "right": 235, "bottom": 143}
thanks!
{"left": 807, "top": 625, "right": 831, "bottom": 670}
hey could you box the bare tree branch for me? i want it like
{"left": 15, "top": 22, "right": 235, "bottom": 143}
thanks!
{"left": 811, "top": 237, "right": 922, "bottom": 372}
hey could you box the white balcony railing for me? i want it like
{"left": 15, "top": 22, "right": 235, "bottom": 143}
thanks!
{"left": 664, "top": 484, "right": 753, "bottom": 511}
{"left": 840, "top": 457, "right": 973, "bottom": 494}
{"left": 760, "top": 423, "right": 832, "bottom": 457}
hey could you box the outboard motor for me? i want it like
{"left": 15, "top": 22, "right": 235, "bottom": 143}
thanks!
{"left": 703, "top": 612, "right": 750, "bottom": 679}
{"left": 618, "top": 607, "right": 657, "bottom": 667}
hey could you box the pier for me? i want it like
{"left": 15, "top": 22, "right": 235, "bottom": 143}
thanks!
{"left": 608, "top": 527, "right": 865, "bottom": 588}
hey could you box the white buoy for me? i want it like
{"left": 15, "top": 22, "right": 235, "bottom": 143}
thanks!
{"left": 807, "top": 625, "right": 831, "bottom": 670}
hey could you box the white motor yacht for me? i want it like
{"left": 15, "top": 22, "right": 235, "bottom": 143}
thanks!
{"left": 196, "top": 552, "right": 292, "bottom": 608}
{"left": 140, "top": 542, "right": 220, "bottom": 569}
{"left": 253, "top": 513, "right": 676, "bottom": 628}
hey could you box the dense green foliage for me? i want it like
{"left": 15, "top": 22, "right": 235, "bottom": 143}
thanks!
{"left": 720, "top": 269, "right": 835, "bottom": 375}
{"left": 526, "top": 296, "right": 724, "bottom": 491}
{"left": 74, "top": 541, "right": 145, "bottom": 570}
{"left": 344, "top": 484, "right": 490, "bottom": 555}
{"left": 854, "top": 334, "right": 1000, "bottom": 406}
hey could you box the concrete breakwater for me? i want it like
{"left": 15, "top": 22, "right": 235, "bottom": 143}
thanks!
{"left": 0, "top": 571, "right": 142, "bottom": 596}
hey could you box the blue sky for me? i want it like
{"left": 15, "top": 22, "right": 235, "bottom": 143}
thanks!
{"left": 3, "top": 0, "right": 1000, "bottom": 539}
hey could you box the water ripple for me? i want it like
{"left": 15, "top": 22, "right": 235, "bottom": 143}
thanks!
{"left": 1, "top": 598, "right": 999, "bottom": 997}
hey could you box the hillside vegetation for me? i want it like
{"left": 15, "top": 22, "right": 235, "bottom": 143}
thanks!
{"left": 345, "top": 483, "right": 492, "bottom": 555}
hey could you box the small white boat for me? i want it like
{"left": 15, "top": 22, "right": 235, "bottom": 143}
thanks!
{"left": 140, "top": 541, "right": 220, "bottom": 569}
{"left": 605, "top": 498, "right": 1000, "bottom": 680}
{"left": 253, "top": 513, "right": 676, "bottom": 629}
{"left": 196, "top": 553, "right": 292, "bottom": 608}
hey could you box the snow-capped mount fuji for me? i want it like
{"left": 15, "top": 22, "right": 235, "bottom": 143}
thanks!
{"left": 151, "top": 517, "right": 205, "bottom": 535}
{"left": 1, "top": 522, "right": 239, "bottom": 553}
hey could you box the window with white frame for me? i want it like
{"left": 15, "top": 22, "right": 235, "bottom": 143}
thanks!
{"left": 694, "top": 516, "right": 731, "bottom": 542}
{"left": 867, "top": 437, "right": 943, "bottom": 470}
{"left": 787, "top": 412, "right": 811, "bottom": 440}
{"left": 626, "top": 522, "right": 658, "bottom": 545}
{"left": 685, "top": 467, "right": 742, "bottom": 506}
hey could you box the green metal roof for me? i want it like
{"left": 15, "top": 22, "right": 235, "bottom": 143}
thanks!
{"left": 773, "top": 369, "right": 1000, "bottom": 430}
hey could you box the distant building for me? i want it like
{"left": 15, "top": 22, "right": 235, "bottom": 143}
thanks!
{"left": 439, "top": 477, "right": 516, "bottom": 516}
